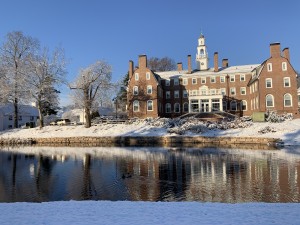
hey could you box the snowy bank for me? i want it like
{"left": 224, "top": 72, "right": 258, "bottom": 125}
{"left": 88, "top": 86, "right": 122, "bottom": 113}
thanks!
{"left": 0, "top": 118, "right": 300, "bottom": 146}
{"left": 0, "top": 201, "right": 299, "bottom": 225}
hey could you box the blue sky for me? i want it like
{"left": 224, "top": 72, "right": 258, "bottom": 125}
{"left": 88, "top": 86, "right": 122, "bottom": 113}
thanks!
{"left": 0, "top": 0, "right": 299, "bottom": 106}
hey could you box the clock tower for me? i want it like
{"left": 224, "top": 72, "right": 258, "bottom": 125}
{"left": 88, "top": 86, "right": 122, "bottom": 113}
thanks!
{"left": 196, "top": 33, "right": 209, "bottom": 70}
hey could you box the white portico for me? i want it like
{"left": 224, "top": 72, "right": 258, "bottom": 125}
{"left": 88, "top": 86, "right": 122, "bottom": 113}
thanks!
{"left": 188, "top": 85, "right": 224, "bottom": 113}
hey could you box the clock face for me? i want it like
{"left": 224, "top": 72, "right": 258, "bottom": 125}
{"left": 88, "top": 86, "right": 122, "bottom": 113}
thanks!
{"left": 201, "top": 62, "right": 204, "bottom": 65}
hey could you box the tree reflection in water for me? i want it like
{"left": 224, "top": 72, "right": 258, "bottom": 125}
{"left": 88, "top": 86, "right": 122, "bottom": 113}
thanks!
{"left": 0, "top": 147, "right": 299, "bottom": 203}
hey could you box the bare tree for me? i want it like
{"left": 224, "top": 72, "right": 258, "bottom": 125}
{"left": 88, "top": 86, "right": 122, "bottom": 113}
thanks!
{"left": 147, "top": 57, "right": 176, "bottom": 72}
{"left": 0, "top": 31, "right": 39, "bottom": 128}
{"left": 26, "top": 47, "right": 67, "bottom": 128}
{"left": 70, "top": 60, "right": 112, "bottom": 128}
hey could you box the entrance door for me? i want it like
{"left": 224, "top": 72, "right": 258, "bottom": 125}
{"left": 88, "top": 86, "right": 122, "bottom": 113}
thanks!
{"left": 191, "top": 100, "right": 199, "bottom": 112}
{"left": 201, "top": 100, "right": 209, "bottom": 112}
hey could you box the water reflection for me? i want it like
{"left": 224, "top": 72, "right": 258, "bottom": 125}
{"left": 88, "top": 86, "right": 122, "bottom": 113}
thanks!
{"left": 0, "top": 146, "right": 299, "bottom": 203}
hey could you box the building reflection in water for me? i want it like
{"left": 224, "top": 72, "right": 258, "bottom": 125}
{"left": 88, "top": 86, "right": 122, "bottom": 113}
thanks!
{"left": 0, "top": 146, "right": 299, "bottom": 203}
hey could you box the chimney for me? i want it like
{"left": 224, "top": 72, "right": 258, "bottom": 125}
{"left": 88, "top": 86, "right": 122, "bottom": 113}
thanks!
{"left": 129, "top": 60, "right": 134, "bottom": 78}
{"left": 187, "top": 55, "right": 192, "bottom": 74}
{"left": 282, "top": 48, "right": 290, "bottom": 62}
{"left": 270, "top": 43, "right": 281, "bottom": 58}
{"left": 222, "top": 59, "right": 229, "bottom": 68}
{"left": 214, "top": 52, "right": 219, "bottom": 72}
{"left": 138, "top": 55, "right": 147, "bottom": 68}
{"left": 177, "top": 62, "right": 183, "bottom": 71}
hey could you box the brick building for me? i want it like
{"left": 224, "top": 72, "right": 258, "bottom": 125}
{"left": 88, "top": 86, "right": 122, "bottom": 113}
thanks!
{"left": 127, "top": 34, "right": 298, "bottom": 118}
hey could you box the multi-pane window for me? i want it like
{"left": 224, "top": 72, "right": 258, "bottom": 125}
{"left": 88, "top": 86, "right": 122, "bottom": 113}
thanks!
{"left": 241, "top": 100, "right": 247, "bottom": 111}
{"left": 174, "top": 103, "right": 180, "bottom": 113}
{"left": 183, "top": 103, "right": 189, "bottom": 112}
{"left": 284, "top": 94, "right": 292, "bottom": 107}
{"left": 230, "top": 101, "right": 237, "bottom": 111}
{"left": 165, "top": 79, "right": 170, "bottom": 86}
{"left": 173, "top": 78, "right": 179, "bottom": 86}
{"left": 147, "top": 85, "right": 152, "bottom": 94}
{"left": 166, "top": 91, "right": 170, "bottom": 99}
{"left": 135, "top": 73, "right": 139, "bottom": 81}
{"left": 201, "top": 77, "right": 206, "bottom": 84}
{"left": 183, "top": 90, "right": 188, "bottom": 98}
{"left": 230, "top": 87, "right": 236, "bottom": 95}
{"left": 267, "top": 63, "right": 272, "bottom": 72}
{"left": 133, "top": 101, "right": 139, "bottom": 112}
{"left": 240, "top": 87, "right": 246, "bottom": 95}
{"left": 146, "top": 72, "right": 150, "bottom": 80}
{"left": 210, "top": 89, "right": 216, "bottom": 95}
{"left": 266, "top": 94, "right": 274, "bottom": 107}
{"left": 221, "top": 88, "right": 226, "bottom": 95}
{"left": 147, "top": 100, "right": 153, "bottom": 111}
{"left": 210, "top": 76, "right": 216, "bottom": 83}
{"left": 240, "top": 74, "right": 245, "bottom": 81}
{"left": 266, "top": 78, "right": 272, "bottom": 88}
{"left": 284, "top": 77, "right": 290, "bottom": 87}
{"left": 230, "top": 75, "right": 235, "bottom": 82}
{"left": 174, "top": 90, "right": 179, "bottom": 98}
{"left": 183, "top": 78, "right": 188, "bottom": 85}
{"left": 192, "top": 78, "right": 197, "bottom": 84}
{"left": 220, "top": 76, "right": 225, "bottom": 83}
{"left": 166, "top": 103, "right": 171, "bottom": 113}
{"left": 133, "top": 86, "right": 138, "bottom": 95}
{"left": 282, "top": 62, "right": 287, "bottom": 71}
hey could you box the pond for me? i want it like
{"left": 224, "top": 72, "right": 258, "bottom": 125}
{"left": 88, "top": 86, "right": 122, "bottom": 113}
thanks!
{"left": 0, "top": 146, "right": 299, "bottom": 203}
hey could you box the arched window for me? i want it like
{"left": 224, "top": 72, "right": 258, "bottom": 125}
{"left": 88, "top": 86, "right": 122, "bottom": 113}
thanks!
{"left": 174, "top": 103, "right": 180, "bottom": 113}
{"left": 266, "top": 94, "right": 274, "bottom": 107}
{"left": 166, "top": 103, "right": 171, "bottom": 113}
{"left": 183, "top": 102, "right": 189, "bottom": 112}
{"left": 147, "top": 85, "right": 152, "bottom": 94}
{"left": 133, "top": 86, "right": 138, "bottom": 95}
{"left": 147, "top": 100, "right": 153, "bottom": 111}
{"left": 200, "top": 49, "right": 205, "bottom": 57}
{"left": 241, "top": 100, "right": 247, "bottom": 111}
{"left": 133, "top": 101, "right": 139, "bottom": 112}
{"left": 230, "top": 101, "right": 237, "bottom": 111}
{"left": 284, "top": 93, "right": 292, "bottom": 107}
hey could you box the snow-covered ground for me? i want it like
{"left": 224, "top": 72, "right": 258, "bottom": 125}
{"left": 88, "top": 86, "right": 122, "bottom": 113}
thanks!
{"left": 0, "top": 201, "right": 299, "bottom": 225}
{"left": 1, "top": 118, "right": 300, "bottom": 145}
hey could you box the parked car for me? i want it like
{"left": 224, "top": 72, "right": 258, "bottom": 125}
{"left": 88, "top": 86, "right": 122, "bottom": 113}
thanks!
{"left": 57, "top": 119, "right": 71, "bottom": 126}
{"left": 50, "top": 119, "right": 71, "bottom": 126}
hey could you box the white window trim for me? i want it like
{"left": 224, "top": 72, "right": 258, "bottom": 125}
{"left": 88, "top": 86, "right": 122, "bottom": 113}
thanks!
{"left": 282, "top": 62, "right": 287, "bottom": 71}
{"left": 173, "top": 78, "right": 179, "bottom": 86}
{"left": 174, "top": 103, "right": 180, "bottom": 113}
{"left": 220, "top": 76, "right": 225, "bottom": 83}
{"left": 147, "top": 85, "right": 152, "bottom": 94}
{"left": 192, "top": 78, "right": 197, "bottom": 85}
{"left": 240, "top": 74, "right": 245, "bottom": 81}
{"left": 230, "top": 75, "right": 235, "bottom": 82}
{"left": 183, "top": 78, "right": 188, "bottom": 85}
{"left": 210, "top": 76, "right": 216, "bottom": 83}
{"left": 146, "top": 72, "right": 150, "bottom": 80}
{"left": 284, "top": 77, "right": 291, "bottom": 87}
{"left": 147, "top": 100, "right": 153, "bottom": 111}
{"left": 166, "top": 91, "right": 170, "bottom": 99}
{"left": 165, "top": 79, "right": 170, "bottom": 86}
{"left": 135, "top": 73, "right": 139, "bottom": 81}
{"left": 201, "top": 78, "right": 206, "bottom": 84}
{"left": 221, "top": 88, "right": 226, "bottom": 95}
{"left": 174, "top": 90, "right": 179, "bottom": 98}
{"left": 241, "top": 100, "right": 247, "bottom": 111}
{"left": 266, "top": 94, "right": 274, "bottom": 107}
{"left": 183, "top": 90, "right": 188, "bottom": 98}
{"left": 230, "top": 101, "right": 237, "bottom": 111}
{"left": 267, "top": 63, "right": 272, "bottom": 72}
{"left": 230, "top": 87, "right": 236, "bottom": 95}
{"left": 133, "top": 86, "right": 138, "bottom": 95}
{"left": 166, "top": 103, "right": 171, "bottom": 113}
{"left": 266, "top": 78, "right": 272, "bottom": 88}
{"left": 133, "top": 101, "right": 139, "bottom": 112}
{"left": 284, "top": 93, "right": 292, "bottom": 107}
{"left": 241, "top": 87, "right": 246, "bottom": 95}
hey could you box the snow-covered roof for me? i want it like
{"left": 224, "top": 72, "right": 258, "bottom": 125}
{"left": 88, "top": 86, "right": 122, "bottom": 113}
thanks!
{"left": 156, "top": 64, "right": 260, "bottom": 79}
{"left": 0, "top": 104, "right": 39, "bottom": 116}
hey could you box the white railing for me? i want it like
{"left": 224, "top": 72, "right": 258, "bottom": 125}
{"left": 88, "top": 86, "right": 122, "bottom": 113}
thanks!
{"left": 189, "top": 90, "right": 225, "bottom": 97}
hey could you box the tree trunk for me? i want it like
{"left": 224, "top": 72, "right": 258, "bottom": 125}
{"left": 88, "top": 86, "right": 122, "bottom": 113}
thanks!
{"left": 38, "top": 100, "right": 44, "bottom": 128}
{"left": 13, "top": 97, "right": 18, "bottom": 128}
{"left": 84, "top": 88, "right": 91, "bottom": 128}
